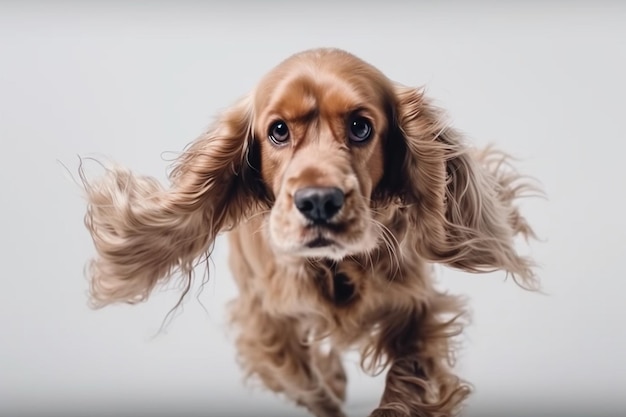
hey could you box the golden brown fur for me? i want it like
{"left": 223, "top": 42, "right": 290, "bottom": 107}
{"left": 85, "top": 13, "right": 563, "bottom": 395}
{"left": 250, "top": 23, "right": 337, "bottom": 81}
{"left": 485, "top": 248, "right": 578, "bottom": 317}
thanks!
{"left": 82, "top": 48, "right": 539, "bottom": 417}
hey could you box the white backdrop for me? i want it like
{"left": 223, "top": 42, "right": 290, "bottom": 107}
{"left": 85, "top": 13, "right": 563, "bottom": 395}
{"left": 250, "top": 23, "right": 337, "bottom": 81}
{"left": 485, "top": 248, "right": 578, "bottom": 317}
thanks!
{"left": 1, "top": 2, "right": 625, "bottom": 416}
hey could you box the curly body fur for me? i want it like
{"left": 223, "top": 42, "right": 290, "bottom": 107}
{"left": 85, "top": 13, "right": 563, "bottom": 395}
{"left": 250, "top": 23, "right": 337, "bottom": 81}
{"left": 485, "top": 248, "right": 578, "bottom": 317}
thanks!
{"left": 82, "top": 49, "right": 538, "bottom": 417}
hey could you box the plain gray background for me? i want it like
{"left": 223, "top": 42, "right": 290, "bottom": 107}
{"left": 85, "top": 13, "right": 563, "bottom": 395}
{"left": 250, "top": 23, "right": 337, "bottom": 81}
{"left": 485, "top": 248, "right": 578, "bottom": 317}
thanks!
{"left": 1, "top": 2, "right": 625, "bottom": 416}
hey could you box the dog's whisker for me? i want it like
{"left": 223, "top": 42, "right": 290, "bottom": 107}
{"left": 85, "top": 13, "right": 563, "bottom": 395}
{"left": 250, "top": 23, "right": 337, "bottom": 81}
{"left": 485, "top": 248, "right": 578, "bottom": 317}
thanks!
{"left": 370, "top": 219, "right": 402, "bottom": 282}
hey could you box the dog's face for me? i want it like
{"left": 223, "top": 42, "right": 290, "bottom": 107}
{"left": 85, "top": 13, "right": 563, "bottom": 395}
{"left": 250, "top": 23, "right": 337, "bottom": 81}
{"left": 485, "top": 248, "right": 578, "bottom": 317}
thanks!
{"left": 251, "top": 50, "right": 396, "bottom": 260}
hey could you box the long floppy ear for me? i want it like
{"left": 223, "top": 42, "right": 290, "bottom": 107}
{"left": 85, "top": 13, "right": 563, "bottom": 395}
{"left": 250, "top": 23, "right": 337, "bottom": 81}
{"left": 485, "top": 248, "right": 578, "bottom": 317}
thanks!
{"left": 391, "top": 85, "right": 539, "bottom": 289}
{"left": 82, "top": 95, "right": 264, "bottom": 307}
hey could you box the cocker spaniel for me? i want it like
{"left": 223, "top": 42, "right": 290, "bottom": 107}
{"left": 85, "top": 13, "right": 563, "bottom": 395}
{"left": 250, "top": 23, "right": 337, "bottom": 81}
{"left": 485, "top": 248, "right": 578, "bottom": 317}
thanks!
{"left": 82, "top": 48, "right": 539, "bottom": 417}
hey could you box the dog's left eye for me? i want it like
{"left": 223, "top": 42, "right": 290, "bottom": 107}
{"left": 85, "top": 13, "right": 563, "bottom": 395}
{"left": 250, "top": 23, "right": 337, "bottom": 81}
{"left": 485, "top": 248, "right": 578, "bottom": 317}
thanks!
{"left": 348, "top": 116, "right": 372, "bottom": 143}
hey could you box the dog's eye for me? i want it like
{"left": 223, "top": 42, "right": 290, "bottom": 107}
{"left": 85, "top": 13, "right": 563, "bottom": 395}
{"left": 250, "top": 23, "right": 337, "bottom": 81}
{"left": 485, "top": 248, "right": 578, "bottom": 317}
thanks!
{"left": 268, "top": 121, "right": 290, "bottom": 144}
{"left": 348, "top": 116, "right": 372, "bottom": 143}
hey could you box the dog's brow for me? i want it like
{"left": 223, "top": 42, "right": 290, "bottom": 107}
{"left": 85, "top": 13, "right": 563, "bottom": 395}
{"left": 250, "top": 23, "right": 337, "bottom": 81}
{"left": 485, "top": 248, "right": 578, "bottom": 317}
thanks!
{"left": 268, "top": 90, "right": 318, "bottom": 124}
{"left": 287, "top": 106, "right": 319, "bottom": 124}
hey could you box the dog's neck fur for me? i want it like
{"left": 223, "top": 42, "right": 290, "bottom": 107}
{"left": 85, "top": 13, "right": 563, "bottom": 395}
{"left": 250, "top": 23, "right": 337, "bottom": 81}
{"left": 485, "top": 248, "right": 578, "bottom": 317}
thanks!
{"left": 227, "top": 203, "right": 442, "bottom": 349}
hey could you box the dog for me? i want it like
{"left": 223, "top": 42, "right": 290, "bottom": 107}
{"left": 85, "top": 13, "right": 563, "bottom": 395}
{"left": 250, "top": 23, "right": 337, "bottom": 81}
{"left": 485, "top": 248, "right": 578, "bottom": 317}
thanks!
{"left": 82, "top": 48, "right": 539, "bottom": 417}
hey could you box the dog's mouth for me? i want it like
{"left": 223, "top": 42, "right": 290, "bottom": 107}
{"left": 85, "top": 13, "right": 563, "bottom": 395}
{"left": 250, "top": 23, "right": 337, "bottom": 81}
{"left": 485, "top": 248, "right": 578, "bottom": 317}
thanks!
{"left": 296, "top": 237, "right": 345, "bottom": 260}
{"left": 269, "top": 211, "right": 373, "bottom": 261}
{"left": 302, "top": 223, "right": 347, "bottom": 249}
{"left": 305, "top": 236, "right": 337, "bottom": 248}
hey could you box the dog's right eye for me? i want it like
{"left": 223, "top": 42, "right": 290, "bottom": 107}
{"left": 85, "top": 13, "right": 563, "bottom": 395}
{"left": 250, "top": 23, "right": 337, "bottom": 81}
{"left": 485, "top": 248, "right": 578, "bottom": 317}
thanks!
{"left": 268, "top": 121, "right": 290, "bottom": 145}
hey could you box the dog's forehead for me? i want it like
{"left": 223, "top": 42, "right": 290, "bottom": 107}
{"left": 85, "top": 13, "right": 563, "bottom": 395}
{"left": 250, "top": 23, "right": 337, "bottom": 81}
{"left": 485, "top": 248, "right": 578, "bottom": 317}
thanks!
{"left": 254, "top": 52, "right": 391, "bottom": 120}
{"left": 262, "top": 75, "right": 364, "bottom": 120}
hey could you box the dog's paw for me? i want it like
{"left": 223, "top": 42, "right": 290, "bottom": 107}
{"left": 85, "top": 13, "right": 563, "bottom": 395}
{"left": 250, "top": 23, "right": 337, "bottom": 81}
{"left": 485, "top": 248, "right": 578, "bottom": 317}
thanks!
{"left": 368, "top": 404, "right": 410, "bottom": 417}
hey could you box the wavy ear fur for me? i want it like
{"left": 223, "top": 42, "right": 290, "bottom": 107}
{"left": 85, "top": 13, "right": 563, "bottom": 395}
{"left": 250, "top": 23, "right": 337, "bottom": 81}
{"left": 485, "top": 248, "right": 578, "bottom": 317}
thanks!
{"left": 392, "top": 85, "right": 539, "bottom": 289}
{"left": 83, "top": 96, "right": 264, "bottom": 307}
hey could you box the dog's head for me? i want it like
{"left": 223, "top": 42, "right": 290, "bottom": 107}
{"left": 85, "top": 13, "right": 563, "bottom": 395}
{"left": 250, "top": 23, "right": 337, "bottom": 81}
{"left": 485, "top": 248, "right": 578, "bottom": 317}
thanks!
{"left": 83, "top": 48, "right": 537, "bottom": 305}
{"left": 252, "top": 49, "right": 395, "bottom": 259}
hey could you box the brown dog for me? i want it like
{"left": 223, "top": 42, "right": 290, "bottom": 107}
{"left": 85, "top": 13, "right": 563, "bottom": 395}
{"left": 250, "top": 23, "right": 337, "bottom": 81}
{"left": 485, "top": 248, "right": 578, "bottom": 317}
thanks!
{"left": 82, "top": 48, "right": 538, "bottom": 417}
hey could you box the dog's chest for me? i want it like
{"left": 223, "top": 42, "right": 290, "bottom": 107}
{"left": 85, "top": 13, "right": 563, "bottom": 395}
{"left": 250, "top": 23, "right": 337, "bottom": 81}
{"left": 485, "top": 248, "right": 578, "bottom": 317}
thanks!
{"left": 316, "top": 267, "right": 358, "bottom": 307}
{"left": 266, "top": 258, "right": 375, "bottom": 320}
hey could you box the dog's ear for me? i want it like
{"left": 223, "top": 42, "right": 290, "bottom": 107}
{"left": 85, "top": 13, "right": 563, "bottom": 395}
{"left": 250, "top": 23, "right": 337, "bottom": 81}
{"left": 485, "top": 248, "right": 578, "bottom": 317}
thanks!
{"left": 388, "top": 85, "right": 538, "bottom": 288}
{"left": 83, "top": 95, "right": 265, "bottom": 307}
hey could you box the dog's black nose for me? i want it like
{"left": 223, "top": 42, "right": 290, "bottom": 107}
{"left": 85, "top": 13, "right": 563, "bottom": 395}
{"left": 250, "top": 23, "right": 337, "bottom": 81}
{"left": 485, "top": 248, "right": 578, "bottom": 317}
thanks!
{"left": 294, "top": 187, "right": 344, "bottom": 222}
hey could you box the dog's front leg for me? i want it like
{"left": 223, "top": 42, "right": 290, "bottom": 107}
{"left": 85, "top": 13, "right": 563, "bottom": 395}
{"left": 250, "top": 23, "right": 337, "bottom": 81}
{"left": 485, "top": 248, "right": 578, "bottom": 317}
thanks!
{"left": 368, "top": 306, "right": 471, "bottom": 417}
{"left": 233, "top": 300, "right": 346, "bottom": 417}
